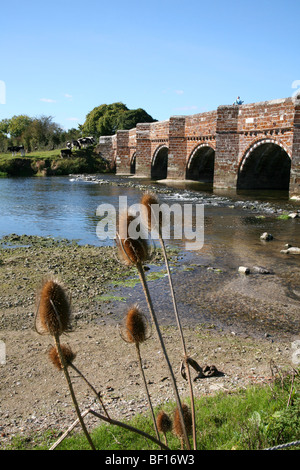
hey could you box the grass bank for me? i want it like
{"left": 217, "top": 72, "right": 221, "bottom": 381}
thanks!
{"left": 0, "top": 148, "right": 112, "bottom": 177}
{"left": 5, "top": 371, "right": 300, "bottom": 450}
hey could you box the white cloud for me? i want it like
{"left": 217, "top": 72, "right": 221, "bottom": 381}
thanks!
{"left": 175, "top": 90, "right": 184, "bottom": 95}
{"left": 64, "top": 93, "right": 73, "bottom": 99}
{"left": 40, "top": 98, "right": 56, "bottom": 103}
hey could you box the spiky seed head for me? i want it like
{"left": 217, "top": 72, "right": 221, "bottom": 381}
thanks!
{"left": 35, "top": 279, "right": 71, "bottom": 336}
{"left": 116, "top": 211, "right": 149, "bottom": 266}
{"left": 173, "top": 404, "right": 192, "bottom": 438}
{"left": 156, "top": 410, "right": 172, "bottom": 434}
{"left": 140, "top": 192, "right": 161, "bottom": 232}
{"left": 48, "top": 344, "right": 76, "bottom": 370}
{"left": 124, "top": 305, "right": 147, "bottom": 344}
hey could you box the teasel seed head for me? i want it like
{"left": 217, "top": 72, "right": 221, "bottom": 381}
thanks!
{"left": 116, "top": 211, "right": 149, "bottom": 266}
{"left": 140, "top": 192, "right": 161, "bottom": 233}
{"left": 35, "top": 279, "right": 72, "bottom": 336}
{"left": 156, "top": 410, "right": 172, "bottom": 434}
{"left": 173, "top": 404, "right": 192, "bottom": 438}
{"left": 48, "top": 344, "right": 76, "bottom": 370}
{"left": 120, "top": 305, "right": 149, "bottom": 345}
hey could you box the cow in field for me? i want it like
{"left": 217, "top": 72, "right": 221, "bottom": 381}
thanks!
{"left": 71, "top": 140, "right": 81, "bottom": 150}
{"left": 60, "top": 148, "right": 72, "bottom": 158}
{"left": 78, "top": 136, "right": 95, "bottom": 148}
{"left": 8, "top": 145, "right": 25, "bottom": 156}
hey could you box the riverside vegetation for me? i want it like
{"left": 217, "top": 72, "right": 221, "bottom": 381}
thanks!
{"left": 0, "top": 193, "right": 299, "bottom": 450}
{"left": 0, "top": 147, "right": 111, "bottom": 177}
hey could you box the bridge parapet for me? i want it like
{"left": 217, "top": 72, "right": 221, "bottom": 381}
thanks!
{"left": 96, "top": 96, "right": 300, "bottom": 196}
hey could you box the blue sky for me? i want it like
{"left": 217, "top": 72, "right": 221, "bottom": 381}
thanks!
{"left": 1, "top": 0, "right": 300, "bottom": 130}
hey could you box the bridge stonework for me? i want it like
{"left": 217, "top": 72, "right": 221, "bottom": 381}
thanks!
{"left": 96, "top": 96, "right": 300, "bottom": 197}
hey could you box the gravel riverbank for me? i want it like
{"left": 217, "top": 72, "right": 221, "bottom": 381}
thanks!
{"left": 0, "top": 234, "right": 298, "bottom": 448}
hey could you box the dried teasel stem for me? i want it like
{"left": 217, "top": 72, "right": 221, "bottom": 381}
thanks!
{"left": 116, "top": 210, "right": 190, "bottom": 449}
{"left": 141, "top": 193, "right": 197, "bottom": 448}
{"left": 135, "top": 342, "right": 161, "bottom": 445}
{"left": 53, "top": 332, "right": 96, "bottom": 450}
{"left": 121, "top": 306, "right": 161, "bottom": 445}
{"left": 69, "top": 363, "right": 111, "bottom": 420}
{"left": 136, "top": 262, "right": 191, "bottom": 450}
{"left": 48, "top": 344, "right": 110, "bottom": 419}
{"left": 89, "top": 410, "right": 170, "bottom": 450}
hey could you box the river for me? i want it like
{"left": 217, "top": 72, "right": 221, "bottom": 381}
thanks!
{"left": 0, "top": 174, "right": 299, "bottom": 339}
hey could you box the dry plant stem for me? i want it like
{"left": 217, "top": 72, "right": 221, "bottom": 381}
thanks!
{"left": 69, "top": 363, "right": 110, "bottom": 419}
{"left": 49, "top": 408, "right": 91, "bottom": 450}
{"left": 136, "top": 262, "right": 191, "bottom": 450}
{"left": 158, "top": 233, "right": 197, "bottom": 449}
{"left": 135, "top": 343, "right": 162, "bottom": 446}
{"left": 53, "top": 334, "right": 96, "bottom": 450}
{"left": 89, "top": 410, "right": 170, "bottom": 450}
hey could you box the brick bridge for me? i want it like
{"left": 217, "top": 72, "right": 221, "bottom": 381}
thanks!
{"left": 96, "top": 95, "right": 300, "bottom": 197}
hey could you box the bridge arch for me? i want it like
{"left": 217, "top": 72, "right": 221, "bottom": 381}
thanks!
{"left": 237, "top": 139, "right": 291, "bottom": 190}
{"left": 151, "top": 145, "right": 168, "bottom": 180}
{"left": 186, "top": 144, "right": 215, "bottom": 182}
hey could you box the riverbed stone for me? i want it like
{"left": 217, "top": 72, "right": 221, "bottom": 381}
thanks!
{"left": 260, "top": 232, "right": 273, "bottom": 241}
{"left": 280, "top": 246, "right": 300, "bottom": 254}
{"left": 238, "top": 266, "right": 250, "bottom": 274}
{"left": 252, "top": 266, "right": 271, "bottom": 274}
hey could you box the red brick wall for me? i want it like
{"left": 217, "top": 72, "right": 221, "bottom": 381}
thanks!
{"left": 214, "top": 105, "right": 240, "bottom": 188}
{"left": 98, "top": 97, "right": 300, "bottom": 196}
{"left": 237, "top": 98, "right": 294, "bottom": 164}
{"left": 290, "top": 95, "right": 300, "bottom": 197}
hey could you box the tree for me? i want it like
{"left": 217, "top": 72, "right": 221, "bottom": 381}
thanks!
{"left": 0, "top": 119, "right": 10, "bottom": 136}
{"left": 8, "top": 115, "right": 32, "bottom": 139}
{"left": 82, "top": 102, "right": 157, "bottom": 137}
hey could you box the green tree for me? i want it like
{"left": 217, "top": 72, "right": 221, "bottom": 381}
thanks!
{"left": 82, "top": 102, "right": 156, "bottom": 137}
{"left": 0, "top": 118, "right": 10, "bottom": 136}
{"left": 118, "top": 108, "right": 157, "bottom": 130}
{"left": 8, "top": 115, "right": 32, "bottom": 139}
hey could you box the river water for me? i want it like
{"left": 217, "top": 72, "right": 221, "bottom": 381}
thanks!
{"left": 0, "top": 173, "right": 299, "bottom": 246}
{"left": 0, "top": 174, "right": 299, "bottom": 338}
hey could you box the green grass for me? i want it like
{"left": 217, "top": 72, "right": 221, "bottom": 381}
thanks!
{"left": 3, "top": 371, "right": 299, "bottom": 451}
{"left": 0, "top": 148, "right": 111, "bottom": 176}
